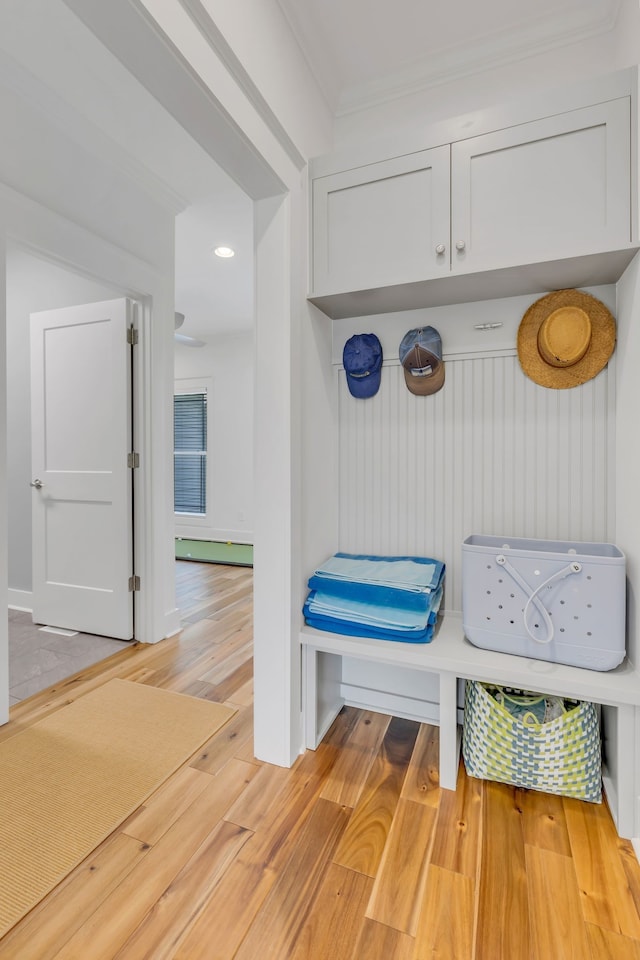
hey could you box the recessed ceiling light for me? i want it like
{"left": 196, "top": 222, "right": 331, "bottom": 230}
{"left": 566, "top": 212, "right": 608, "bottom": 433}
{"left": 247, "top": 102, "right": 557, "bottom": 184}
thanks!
{"left": 214, "top": 245, "right": 235, "bottom": 258}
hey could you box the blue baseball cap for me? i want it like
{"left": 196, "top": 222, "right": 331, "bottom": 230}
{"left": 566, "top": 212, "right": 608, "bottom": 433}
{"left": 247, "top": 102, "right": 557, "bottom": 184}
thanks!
{"left": 399, "top": 326, "right": 445, "bottom": 395}
{"left": 343, "top": 333, "right": 383, "bottom": 399}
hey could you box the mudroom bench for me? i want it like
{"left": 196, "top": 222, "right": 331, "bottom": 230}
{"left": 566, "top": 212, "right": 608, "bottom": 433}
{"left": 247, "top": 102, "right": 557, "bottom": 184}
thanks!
{"left": 301, "top": 616, "right": 640, "bottom": 840}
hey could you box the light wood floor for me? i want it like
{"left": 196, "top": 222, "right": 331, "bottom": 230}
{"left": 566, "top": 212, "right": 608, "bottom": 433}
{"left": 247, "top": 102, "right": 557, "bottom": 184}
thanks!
{"left": 1, "top": 559, "right": 640, "bottom": 959}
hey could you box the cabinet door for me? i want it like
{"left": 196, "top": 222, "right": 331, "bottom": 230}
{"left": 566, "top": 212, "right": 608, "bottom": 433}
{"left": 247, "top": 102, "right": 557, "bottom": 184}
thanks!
{"left": 311, "top": 145, "right": 450, "bottom": 294}
{"left": 451, "top": 98, "right": 631, "bottom": 272}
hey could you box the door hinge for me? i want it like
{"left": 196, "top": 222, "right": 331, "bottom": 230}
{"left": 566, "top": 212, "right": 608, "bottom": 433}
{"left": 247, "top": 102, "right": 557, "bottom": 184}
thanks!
{"left": 127, "top": 325, "right": 139, "bottom": 345}
{"left": 127, "top": 452, "right": 140, "bottom": 468}
{"left": 128, "top": 575, "right": 141, "bottom": 592}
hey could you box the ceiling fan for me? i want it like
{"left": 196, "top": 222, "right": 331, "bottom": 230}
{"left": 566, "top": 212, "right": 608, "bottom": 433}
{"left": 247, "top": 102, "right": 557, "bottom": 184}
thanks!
{"left": 174, "top": 312, "right": 205, "bottom": 348}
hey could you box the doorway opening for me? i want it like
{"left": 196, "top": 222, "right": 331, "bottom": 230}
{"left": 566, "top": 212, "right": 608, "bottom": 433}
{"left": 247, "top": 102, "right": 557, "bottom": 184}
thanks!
{"left": 6, "top": 244, "right": 140, "bottom": 703}
{"left": 172, "top": 180, "right": 255, "bottom": 555}
{"left": 171, "top": 184, "right": 255, "bottom": 696}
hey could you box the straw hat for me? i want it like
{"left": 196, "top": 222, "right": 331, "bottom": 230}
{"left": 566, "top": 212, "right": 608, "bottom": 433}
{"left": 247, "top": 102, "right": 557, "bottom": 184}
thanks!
{"left": 517, "top": 289, "right": 616, "bottom": 389}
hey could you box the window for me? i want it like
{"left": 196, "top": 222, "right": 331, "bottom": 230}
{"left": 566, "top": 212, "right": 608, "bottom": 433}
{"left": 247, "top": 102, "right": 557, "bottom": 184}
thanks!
{"left": 174, "top": 391, "right": 207, "bottom": 515}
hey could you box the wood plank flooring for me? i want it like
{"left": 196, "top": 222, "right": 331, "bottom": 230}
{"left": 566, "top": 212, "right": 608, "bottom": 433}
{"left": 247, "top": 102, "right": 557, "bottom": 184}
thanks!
{"left": 1, "top": 559, "right": 640, "bottom": 958}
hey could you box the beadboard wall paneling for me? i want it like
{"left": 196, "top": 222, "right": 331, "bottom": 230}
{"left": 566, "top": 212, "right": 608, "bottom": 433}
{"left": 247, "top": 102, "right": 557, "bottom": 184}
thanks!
{"left": 338, "top": 355, "right": 615, "bottom": 613}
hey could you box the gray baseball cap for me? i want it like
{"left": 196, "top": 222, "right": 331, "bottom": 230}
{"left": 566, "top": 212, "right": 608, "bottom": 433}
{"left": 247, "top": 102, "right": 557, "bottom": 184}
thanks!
{"left": 399, "top": 327, "right": 445, "bottom": 396}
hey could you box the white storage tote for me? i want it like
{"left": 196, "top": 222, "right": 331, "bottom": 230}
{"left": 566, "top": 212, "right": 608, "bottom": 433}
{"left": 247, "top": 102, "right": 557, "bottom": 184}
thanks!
{"left": 461, "top": 535, "right": 626, "bottom": 671}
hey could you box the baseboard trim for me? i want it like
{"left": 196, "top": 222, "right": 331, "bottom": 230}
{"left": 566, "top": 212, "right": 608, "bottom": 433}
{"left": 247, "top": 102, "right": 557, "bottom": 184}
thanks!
{"left": 8, "top": 588, "right": 33, "bottom": 612}
{"left": 164, "top": 608, "right": 182, "bottom": 639}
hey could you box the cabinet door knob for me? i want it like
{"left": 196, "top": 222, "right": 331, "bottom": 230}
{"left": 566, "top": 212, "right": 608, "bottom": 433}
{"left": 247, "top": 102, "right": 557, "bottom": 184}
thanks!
{"left": 435, "top": 243, "right": 446, "bottom": 255}
{"left": 455, "top": 240, "right": 466, "bottom": 252}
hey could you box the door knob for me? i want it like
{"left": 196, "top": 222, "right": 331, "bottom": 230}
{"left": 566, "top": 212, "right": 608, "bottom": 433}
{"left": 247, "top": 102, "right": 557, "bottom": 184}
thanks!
{"left": 30, "top": 479, "right": 44, "bottom": 489}
{"left": 455, "top": 240, "right": 466, "bottom": 252}
{"left": 435, "top": 243, "right": 446, "bottom": 255}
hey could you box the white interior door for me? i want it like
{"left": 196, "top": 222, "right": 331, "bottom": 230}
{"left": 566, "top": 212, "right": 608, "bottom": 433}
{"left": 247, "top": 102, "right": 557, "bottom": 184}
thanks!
{"left": 30, "top": 298, "right": 134, "bottom": 640}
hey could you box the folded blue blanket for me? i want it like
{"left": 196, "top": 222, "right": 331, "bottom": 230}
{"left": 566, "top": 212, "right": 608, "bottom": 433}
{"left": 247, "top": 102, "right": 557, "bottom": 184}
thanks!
{"left": 309, "top": 553, "right": 445, "bottom": 611}
{"left": 303, "top": 613, "right": 436, "bottom": 644}
{"left": 313, "top": 553, "right": 444, "bottom": 591}
{"left": 305, "top": 584, "right": 443, "bottom": 630}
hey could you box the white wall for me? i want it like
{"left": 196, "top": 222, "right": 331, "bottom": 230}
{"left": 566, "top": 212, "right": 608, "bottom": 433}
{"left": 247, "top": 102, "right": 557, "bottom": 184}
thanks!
{"left": 174, "top": 334, "right": 254, "bottom": 543}
{"left": 615, "top": 253, "right": 640, "bottom": 669}
{"left": 333, "top": 0, "right": 640, "bottom": 150}
{"left": 301, "top": 303, "right": 339, "bottom": 584}
{"left": 0, "top": 236, "right": 7, "bottom": 722}
{"left": 6, "top": 246, "right": 120, "bottom": 598}
{"left": 608, "top": 250, "right": 640, "bottom": 827}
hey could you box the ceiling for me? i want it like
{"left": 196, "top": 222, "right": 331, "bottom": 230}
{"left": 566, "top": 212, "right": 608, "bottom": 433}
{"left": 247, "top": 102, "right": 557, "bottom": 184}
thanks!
{"left": 175, "top": 189, "right": 254, "bottom": 340}
{"left": 0, "top": 0, "right": 626, "bottom": 342}
{"left": 277, "top": 0, "right": 620, "bottom": 115}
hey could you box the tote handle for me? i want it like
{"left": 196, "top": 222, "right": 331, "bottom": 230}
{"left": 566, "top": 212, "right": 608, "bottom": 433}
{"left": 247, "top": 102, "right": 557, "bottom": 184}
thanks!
{"left": 496, "top": 555, "right": 582, "bottom": 645}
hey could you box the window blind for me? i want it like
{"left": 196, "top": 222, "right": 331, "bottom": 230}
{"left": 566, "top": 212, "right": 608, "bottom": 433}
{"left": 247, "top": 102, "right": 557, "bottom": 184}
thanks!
{"left": 174, "top": 392, "right": 207, "bottom": 514}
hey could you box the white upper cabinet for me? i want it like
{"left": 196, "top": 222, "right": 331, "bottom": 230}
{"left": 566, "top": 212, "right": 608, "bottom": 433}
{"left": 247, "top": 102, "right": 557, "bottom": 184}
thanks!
{"left": 450, "top": 99, "right": 631, "bottom": 273}
{"left": 312, "top": 146, "right": 450, "bottom": 294}
{"left": 308, "top": 79, "right": 637, "bottom": 319}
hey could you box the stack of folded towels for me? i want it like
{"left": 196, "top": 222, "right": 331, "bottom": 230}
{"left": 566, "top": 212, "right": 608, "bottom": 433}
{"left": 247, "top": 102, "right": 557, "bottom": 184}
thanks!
{"left": 303, "top": 552, "right": 445, "bottom": 643}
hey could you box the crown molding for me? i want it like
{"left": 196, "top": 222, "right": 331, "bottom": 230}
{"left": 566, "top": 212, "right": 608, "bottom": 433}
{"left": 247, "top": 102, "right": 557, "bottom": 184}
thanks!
{"left": 178, "top": 0, "right": 305, "bottom": 170}
{"left": 335, "top": 0, "right": 622, "bottom": 116}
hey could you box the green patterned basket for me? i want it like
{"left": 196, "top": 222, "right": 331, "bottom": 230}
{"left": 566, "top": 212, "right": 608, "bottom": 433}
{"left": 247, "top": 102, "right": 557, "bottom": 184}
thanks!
{"left": 462, "top": 680, "right": 602, "bottom": 802}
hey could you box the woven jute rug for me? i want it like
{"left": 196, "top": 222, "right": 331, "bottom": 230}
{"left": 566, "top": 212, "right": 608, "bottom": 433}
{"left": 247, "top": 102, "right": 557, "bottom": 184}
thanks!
{"left": 0, "top": 679, "right": 236, "bottom": 938}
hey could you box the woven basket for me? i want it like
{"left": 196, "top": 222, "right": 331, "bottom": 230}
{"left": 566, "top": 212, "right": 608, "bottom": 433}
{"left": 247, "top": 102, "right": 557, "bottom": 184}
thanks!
{"left": 462, "top": 680, "right": 601, "bottom": 802}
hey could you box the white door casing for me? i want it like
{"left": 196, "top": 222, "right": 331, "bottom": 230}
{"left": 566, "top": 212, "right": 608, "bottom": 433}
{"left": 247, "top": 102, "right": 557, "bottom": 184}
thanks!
{"left": 30, "top": 297, "right": 134, "bottom": 640}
